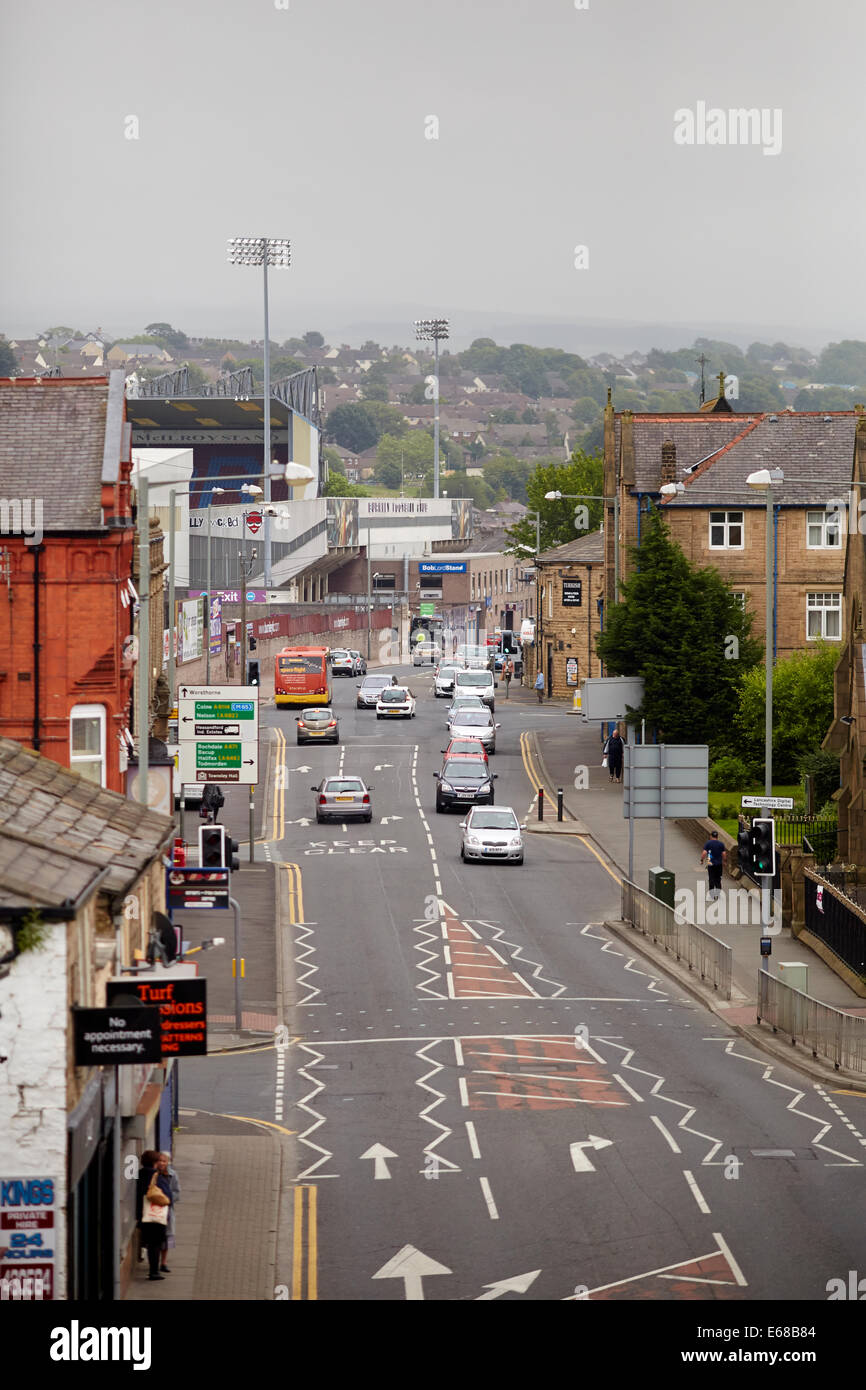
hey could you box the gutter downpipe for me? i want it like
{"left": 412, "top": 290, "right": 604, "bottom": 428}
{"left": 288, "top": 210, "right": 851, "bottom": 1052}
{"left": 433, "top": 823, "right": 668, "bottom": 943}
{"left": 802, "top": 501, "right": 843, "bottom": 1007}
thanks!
{"left": 773, "top": 503, "right": 779, "bottom": 661}
{"left": 32, "top": 543, "right": 43, "bottom": 749}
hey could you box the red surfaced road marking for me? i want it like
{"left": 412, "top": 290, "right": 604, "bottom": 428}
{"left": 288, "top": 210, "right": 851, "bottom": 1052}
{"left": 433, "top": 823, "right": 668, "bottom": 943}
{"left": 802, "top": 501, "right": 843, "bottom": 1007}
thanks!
{"left": 587, "top": 1250, "right": 745, "bottom": 1301}
{"left": 444, "top": 916, "right": 535, "bottom": 998}
{"left": 462, "top": 1036, "right": 628, "bottom": 1111}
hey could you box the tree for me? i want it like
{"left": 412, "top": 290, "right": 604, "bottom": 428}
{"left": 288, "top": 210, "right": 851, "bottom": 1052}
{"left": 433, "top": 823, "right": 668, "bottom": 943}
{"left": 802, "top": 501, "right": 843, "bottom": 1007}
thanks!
{"left": 817, "top": 340, "right": 866, "bottom": 387}
{"left": 303, "top": 331, "right": 325, "bottom": 348}
{"left": 323, "top": 446, "right": 345, "bottom": 476}
{"left": 482, "top": 455, "right": 534, "bottom": 503}
{"left": 145, "top": 322, "right": 188, "bottom": 350}
{"left": 404, "top": 381, "right": 429, "bottom": 405}
{"left": 323, "top": 472, "right": 370, "bottom": 497}
{"left": 733, "top": 643, "right": 838, "bottom": 782}
{"left": 595, "top": 509, "right": 762, "bottom": 748}
{"left": 458, "top": 475, "right": 495, "bottom": 509}
{"left": 793, "top": 386, "right": 858, "bottom": 412}
{"left": 0, "top": 340, "right": 19, "bottom": 375}
{"left": 270, "top": 355, "right": 305, "bottom": 378}
{"left": 505, "top": 451, "right": 604, "bottom": 554}
{"left": 360, "top": 369, "right": 389, "bottom": 402}
{"left": 318, "top": 364, "right": 337, "bottom": 384}
{"left": 735, "top": 374, "right": 786, "bottom": 412}
{"left": 325, "top": 404, "right": 379, "bottom": 453}
{"left": 377, "top": 431, "right": 434, "bottom": 476}
{"left": 373, "top": 455, "right": 403, "bottom": 489}
{"left": 571, "top": 396, "right": 602, "bottom": 425}
{"left": 358, "top": 400, "right": 406, "bottom": 438}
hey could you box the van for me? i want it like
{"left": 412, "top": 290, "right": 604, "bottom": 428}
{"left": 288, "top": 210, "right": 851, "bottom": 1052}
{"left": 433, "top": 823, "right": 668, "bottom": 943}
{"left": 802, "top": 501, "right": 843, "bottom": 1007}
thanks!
{"left": 453, "top": 668, "right": 496, "bottom": 709}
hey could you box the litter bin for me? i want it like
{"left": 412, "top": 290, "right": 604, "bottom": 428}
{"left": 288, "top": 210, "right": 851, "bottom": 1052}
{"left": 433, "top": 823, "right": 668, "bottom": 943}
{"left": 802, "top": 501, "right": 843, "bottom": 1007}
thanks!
{"left": 649, "top": 866, "right": 675, "bottom": 909}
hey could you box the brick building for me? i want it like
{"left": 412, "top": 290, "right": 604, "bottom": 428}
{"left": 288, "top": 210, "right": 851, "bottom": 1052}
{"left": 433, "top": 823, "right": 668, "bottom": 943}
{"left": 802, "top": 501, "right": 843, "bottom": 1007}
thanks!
{"left": 0, "top": 373, "right": 137, "bottom": 790}
{"left": 602, "top": 402, "right": 861, "bottom": 658}
{"left": 525, "top": 530, "right": 604, "bottom": 698}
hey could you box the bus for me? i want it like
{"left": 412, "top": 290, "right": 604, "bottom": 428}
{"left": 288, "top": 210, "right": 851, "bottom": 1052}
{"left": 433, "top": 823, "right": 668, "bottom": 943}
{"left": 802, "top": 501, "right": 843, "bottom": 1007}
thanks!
{"left": 274, "top": 646, "right": 332, "bottom": 707}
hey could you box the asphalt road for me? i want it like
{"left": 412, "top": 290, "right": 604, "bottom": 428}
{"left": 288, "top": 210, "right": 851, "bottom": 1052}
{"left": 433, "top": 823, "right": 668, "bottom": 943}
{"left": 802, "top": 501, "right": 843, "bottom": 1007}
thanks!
{"left": 183, "top": 664, "right": 865, "bottom": 1303}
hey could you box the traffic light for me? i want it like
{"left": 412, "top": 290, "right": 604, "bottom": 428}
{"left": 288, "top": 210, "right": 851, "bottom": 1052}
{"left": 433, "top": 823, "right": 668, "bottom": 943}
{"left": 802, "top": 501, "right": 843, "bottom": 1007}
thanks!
{"left": 249, "top": 635, "right": 257, "bottom": 651}
{"left": 199, "top": 825, "right": 225, "bottom": 867}
{"left": 737, "top": 823, "right": 752, "bottom": 876}
{"left": 748, "top": 817, "right": 776, "bottom": 877}
{"left": 226, "top": 835, "right": 240, "bottom": 873}
{"left": 247, "top": 659, "right": 260, "bottom": 686}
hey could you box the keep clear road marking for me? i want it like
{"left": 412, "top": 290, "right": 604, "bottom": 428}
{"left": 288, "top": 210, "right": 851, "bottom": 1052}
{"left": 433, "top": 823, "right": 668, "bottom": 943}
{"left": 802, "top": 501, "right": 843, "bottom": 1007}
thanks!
{"left": 372, "top": 1245, "right": 452, "bottom": 1300}
{"left": 570, "top": 1135, "right": 614, "bottom": 1172}
{"left": 360, "top": 1143, "right": 398, "bottom": 1179}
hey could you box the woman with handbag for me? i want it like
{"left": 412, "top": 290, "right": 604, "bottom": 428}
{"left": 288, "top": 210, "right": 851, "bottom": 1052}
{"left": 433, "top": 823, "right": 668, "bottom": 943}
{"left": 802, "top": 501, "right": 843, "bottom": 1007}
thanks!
{"left": 136, "top": 1150, "right": 172, "bottom": 1281}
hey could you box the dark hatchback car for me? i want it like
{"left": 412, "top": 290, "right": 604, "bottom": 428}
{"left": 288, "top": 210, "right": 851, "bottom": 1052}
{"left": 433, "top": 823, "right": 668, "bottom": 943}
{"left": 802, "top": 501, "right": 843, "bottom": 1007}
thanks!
{"left": 434, "top": 757, "right": 496, "bottom": 813}
{"left": 295, "top": 707, "right": 339, "bottom": 744}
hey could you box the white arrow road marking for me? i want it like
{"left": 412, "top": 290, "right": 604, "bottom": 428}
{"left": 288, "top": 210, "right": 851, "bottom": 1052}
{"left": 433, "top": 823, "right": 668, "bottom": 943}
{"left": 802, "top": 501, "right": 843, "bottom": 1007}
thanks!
{"left": 570, "top": 1135, "right": 614, "bottom": 1172}
{"left": 373, "top": 763, "right": 394, "bottom": 771}
{"left": 372, "top": 1245, "right": 451, "bottom": 1300}
{"left": 360, "top": 1143, "right": 398, "bottom": 1179}
{"left": 286, "top": 818, "right": 312, "bottom": 827}
{"left": 379, "top": 815, "right": 403, "bottom": 824}
{"left": 476, "top": 1269, "right": 541, "bottom": 1301}
{"left": 287, "top": 765, "right": 312, "bottom": 773}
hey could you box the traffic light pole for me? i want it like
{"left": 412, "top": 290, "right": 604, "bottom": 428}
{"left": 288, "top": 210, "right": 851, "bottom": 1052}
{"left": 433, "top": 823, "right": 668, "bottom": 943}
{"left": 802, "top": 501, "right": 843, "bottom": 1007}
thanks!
{"left": 763, "top": 485, "right": 774, "bottom": 938}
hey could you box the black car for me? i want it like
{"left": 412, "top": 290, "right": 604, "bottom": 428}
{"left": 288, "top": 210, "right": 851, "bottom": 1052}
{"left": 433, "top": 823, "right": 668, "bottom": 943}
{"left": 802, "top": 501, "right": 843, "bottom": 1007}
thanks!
{"left": 434, "top": 757, "right": 497, "bottom": 813}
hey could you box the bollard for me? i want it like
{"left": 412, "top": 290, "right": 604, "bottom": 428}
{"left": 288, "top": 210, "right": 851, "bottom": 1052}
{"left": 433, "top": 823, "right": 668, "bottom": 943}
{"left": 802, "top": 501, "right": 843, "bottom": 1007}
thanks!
{"left": 538, "top": 787, "right": 544, "bottom": 820}
{"left": 557, "top": 787, "right": 564, "bottom": 821}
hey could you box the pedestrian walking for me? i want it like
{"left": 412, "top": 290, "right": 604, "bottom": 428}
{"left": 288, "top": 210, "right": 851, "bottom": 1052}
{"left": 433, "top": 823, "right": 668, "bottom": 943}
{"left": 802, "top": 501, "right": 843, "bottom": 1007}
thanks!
{"left": 503, "top": 658, "right": 513, "bottom": 698}
{"left": 534, "top": 670, "right": 545, "bottom": 704}
{"left": 157, "top": 1151, "right": 180, "bottom": 1273}
{"left": 604, "top": 727, "right": 624, "bottom": 783}
{"left": 200, "top": 782, "right": 224, "bottom": 823}
{"left": 700, "top": 829, "right": 727, "bottom": 901}
{"left": 136, "top": 1150, "right": 172, "bottom": 1281}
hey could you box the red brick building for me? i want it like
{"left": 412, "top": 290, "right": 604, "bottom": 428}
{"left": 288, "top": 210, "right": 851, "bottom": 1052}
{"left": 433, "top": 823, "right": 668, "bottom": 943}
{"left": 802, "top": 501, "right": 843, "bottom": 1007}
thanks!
{"left": 0, "top": 373, "right": 136, "bottom": 790}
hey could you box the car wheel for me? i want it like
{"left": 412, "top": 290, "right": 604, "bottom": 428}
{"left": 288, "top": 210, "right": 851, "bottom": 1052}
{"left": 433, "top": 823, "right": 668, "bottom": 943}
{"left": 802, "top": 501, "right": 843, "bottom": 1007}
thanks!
{"left": 460, "top": 845, "right": 465, "bottom": 861}
{"left": 315, "top": 812, "right": 323, "bottom": 824}
{"left": 364, "top": 813, "right": 373, "bottom": 823}
{"left": 514, "top": 855, "right": 524, "bottom": 866}
{"left": 376, "top": 713, "right": 382, "bottom": 720}
{"left": 436, "top": 796, "right": 443, "bottom": 813}
{"left": 488, "top": 794, "right": 495, "bottom": 805}
{"left": 333, "top": 737, "right": 340, "bottom": 744}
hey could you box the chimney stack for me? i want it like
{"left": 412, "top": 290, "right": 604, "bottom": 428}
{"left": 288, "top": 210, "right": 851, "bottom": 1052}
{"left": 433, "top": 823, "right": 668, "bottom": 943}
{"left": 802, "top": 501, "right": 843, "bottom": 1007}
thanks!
{"left": 660, "top": 438, "right": 677, "bottom": 487}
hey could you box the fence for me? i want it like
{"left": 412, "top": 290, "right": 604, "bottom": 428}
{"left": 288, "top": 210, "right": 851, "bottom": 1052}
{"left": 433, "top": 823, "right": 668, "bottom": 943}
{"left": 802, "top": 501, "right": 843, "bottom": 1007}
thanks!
{"left": 757, "top": 971, "right": 866, "bottom": 1074}
{"left": 803, "top": 870, "right": 866, "bottom": 979}
{"left": 621, "top": 880, "right": 732, "bottom": 1000}
{"left": 775, "top": 814, "right": 838, "bottom": 865}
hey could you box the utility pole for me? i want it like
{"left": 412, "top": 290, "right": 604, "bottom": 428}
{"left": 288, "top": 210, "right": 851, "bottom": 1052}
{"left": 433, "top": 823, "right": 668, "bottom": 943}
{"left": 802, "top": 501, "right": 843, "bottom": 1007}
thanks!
{"left": 137, "top": 476, "right": 150, "bottom": 804}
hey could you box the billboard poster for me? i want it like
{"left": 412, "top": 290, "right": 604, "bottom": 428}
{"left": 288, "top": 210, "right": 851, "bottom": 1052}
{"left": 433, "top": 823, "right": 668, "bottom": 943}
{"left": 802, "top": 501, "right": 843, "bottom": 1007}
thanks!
{"left": 209, "top": 595, "right": 222, "bottom": 657}
{"left": 176, "top": 597, "right": 205, "bottom": 663}
{"left": 451, "top": 498, "right": 472, "bottom": 540}
{"left": 326, "top": 498, "right": 358, "bottom": 547}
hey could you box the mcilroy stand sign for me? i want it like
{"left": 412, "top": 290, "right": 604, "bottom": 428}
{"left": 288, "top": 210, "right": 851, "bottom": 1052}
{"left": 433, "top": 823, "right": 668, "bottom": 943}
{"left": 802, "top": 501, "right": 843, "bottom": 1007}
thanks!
{"left": 623, "top": 744, "right": 709, "bottom": 881}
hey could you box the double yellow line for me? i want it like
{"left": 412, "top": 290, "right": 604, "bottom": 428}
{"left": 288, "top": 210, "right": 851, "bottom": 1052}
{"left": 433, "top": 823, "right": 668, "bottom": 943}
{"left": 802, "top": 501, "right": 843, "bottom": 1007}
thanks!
{"left": 292, "top": 1184, "right": 317, "bottom": 1299}
{"left": 519, "top": 730, "right": 546, "bottom": 799}
{"left": 272, "top": 726, "right": 287, "bottom": 841}
{"left": 283, "top": 863, "right": 304, "bottom": 923}
{"left": 519, "top": 731, "right": 621, "bottom": 886}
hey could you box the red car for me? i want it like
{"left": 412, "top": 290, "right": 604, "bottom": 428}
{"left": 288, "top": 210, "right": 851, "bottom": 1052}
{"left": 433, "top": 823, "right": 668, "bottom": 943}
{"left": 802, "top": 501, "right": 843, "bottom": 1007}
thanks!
{"left": 441, "top": 736, "right": 489, "bottom": 763}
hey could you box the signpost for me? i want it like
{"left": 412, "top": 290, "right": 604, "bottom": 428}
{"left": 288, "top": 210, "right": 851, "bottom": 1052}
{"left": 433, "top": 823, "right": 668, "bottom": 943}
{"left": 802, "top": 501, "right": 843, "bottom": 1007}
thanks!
{"left": 107, "top": 977, "right": 208, "bottom": 1058}
{"left": 741, "top": 794, "right": 794, "bottom": 810}
{"left": 177, "top": 684, "right": 259, "bottom": 785}
{"left": 623, "top": 744, "right": 710, "bottom": 882}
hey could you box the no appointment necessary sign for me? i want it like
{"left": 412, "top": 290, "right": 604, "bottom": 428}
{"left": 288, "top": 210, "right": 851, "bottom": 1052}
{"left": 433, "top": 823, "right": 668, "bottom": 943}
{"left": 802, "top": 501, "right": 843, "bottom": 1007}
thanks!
{"left": 72, "top": 1006, "right": 162, "bottom": 1066}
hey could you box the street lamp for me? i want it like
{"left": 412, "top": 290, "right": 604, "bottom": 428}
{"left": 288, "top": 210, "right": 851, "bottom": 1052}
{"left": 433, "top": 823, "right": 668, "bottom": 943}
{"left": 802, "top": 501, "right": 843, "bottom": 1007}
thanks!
{"left": 227, "top": 236, "right": 291, "bottom": 589}
{"left": 544, "top": 489, "right": 620, "bottom": 600}
{"left": 414, "top": 317, "right": 449, "bottom": 499}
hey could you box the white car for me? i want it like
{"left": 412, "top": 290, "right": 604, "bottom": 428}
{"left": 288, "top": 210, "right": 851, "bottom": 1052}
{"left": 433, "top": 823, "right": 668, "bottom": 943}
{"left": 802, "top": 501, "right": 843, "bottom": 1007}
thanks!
{"left": 453, "top": 668, "right": 496, "bottom": 708}
{"left": 447, "top": 706, "right": 500, "bottom": 753}
{"left": 376, "top": 685, "right": 416, "bottom": 719}
{"left": 434, "top": 664, "right": 463, "bottom": 698}
{"left": 459, "top": 806, "right": 524, "bottom": 864}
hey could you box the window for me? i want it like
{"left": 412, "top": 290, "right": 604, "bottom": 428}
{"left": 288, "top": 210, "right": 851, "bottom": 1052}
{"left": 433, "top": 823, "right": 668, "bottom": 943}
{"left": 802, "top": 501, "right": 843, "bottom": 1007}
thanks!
{"left": 807, "top": 592, "right": 842, "bottom": 640}
{"left": 709, "top": 511, "right": 744, "bottom": 549}
{"left": 806, "top": 509, "right": 842, "bottom": 549}
{"left": 70, "top": 704, "right": 106, "bottom": 786}
{"left": 732, "top": 592, "right": 746, "bottom": 610}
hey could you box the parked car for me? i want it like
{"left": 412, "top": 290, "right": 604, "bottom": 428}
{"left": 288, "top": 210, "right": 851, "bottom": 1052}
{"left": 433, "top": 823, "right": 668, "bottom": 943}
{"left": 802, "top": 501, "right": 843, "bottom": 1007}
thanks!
{"left": 442, "top": 736, "right": 489, "bottom": 763}
{"left": 377, "top": 685, "right": 416, "bottom": 719}
{"left": 348, "top": 650, "right": 367, "bottom": 675}
{"left": 434, "top": 664, "right": 463, "bottom": 698}
{"left": 453, "top": 668, "right": 496, "bottom": 708}
{"left": 295, "top": 707, "right": 339, "bottom": 745}
{"left": 312, "top": 775, "right": 374, "bottom": 823}
{"left": 459, "top": 806, "right": 524, "bottom": 864}
{"left": 330, "top": 649, "right": 355, "bottom": 677}
{"left": 413, "top": 643, "right": 442, "bottom": 666}
{"left": 434, "top": 757, "right": 496, "bottom": 812}
{"left": 446, "top": 707, "right": 500, "bottom": 753}
{"left": 356, "top": 673, "right": 397, "bottom": 708}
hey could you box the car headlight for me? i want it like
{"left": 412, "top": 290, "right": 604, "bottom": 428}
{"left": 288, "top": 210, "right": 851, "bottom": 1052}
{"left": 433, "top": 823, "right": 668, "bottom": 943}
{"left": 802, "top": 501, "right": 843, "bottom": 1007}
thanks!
{"left": 440, "top": 781, "right": 454, "bottom": 793}
{"left": 467, "top": 835, "right": 481, "bottom": 846}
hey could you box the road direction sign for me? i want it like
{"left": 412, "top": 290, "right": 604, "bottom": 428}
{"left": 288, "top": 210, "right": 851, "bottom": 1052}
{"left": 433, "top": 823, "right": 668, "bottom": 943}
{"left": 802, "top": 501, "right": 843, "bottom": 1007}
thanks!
{"left": 178, "top": 684, "right": 259, "bottom": 783}
{"left": 741, "top": 795, "right": 794, "bottom": 810}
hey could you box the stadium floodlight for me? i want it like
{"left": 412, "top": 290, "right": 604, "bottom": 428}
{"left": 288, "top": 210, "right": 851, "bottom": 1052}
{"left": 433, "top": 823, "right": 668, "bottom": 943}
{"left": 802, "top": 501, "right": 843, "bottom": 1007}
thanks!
{"left": 414, "top": 318, "right": 450, "bottom": 499}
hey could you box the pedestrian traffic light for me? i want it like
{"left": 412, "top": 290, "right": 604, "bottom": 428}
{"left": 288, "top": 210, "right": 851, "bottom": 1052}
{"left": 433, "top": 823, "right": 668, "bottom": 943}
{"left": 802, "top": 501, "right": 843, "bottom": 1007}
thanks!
{"left": 199, "top": 825, "right": 225, "bottom": 868}
{"left": 249, "top": 635, "right": 257, "bottom": 651}
{"left": 748, "top": 817, "right": 775, "bottom": 876}
{"left": 737, "top": 823, "right": 752, "bottom": 876}
{"left": 226, "top": 836, "right": 240, "bottom": 873}
{"left": 247, "top": 659, "right": 260, "bottom": 686}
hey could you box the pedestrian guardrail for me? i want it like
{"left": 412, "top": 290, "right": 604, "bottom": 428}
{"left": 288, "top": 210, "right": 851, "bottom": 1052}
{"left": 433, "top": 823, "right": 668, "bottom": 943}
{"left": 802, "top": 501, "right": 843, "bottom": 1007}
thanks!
{"left": 757, "top": 971, "right": 866, "bottom": 1074}
{"left": 803, "top": 868, "right": 866, "bottom": 979}
{"left": 621, "top": 879, "right": 732, "bottom": 1000}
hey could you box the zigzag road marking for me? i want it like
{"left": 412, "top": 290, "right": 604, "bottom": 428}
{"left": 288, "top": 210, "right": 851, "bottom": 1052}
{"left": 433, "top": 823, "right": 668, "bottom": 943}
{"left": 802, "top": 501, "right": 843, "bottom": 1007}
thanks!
{"left": 597, "top": 1040, "right": 725, "bottom": 1164}
{"left": 579, "top": 923, "right": 670, "bottom": 999}
{"left": 294, "top": 923, "right": 321, "bottom": 1006}
{"left": 415, "top": 1038, "right": 461, "bottom": 1173}
{"left": 469, "top": 918, "right": 567, "bottom": 998}
{"left": 295, "top": 1043, "right": 338, "bottom": 1180}
{"left": 412, "top": 918, "right": 446, "bottom": 999}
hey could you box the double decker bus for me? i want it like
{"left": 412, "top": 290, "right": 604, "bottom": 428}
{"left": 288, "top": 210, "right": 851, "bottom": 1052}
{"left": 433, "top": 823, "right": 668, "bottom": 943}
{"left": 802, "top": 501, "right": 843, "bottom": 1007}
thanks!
{"left": 274, "top": 646, "right": 332, "bottom": 707}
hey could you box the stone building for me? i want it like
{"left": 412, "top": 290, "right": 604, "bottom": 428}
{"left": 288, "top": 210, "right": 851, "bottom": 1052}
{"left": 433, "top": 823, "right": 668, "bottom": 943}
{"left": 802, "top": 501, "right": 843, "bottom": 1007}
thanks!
{"left": 525, "top": 531, "right": 604, "bottom": 698}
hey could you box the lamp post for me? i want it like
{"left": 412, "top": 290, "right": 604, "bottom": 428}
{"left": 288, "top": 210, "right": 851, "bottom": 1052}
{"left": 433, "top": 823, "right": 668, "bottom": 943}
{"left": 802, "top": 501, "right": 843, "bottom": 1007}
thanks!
{"left": 205, "top": 487, "right": 225, "bottom": 682}
{"left": 544, "top": 490, "right": 619, "bottom": 601}
{"left": 227, "top": 236, "right": 291, "bottom": 589}
{"left": 747, "top": 467, "right": 784, "bottom": 933}
{"left": 414, "top": 318, "right": 449, "bottom": 498}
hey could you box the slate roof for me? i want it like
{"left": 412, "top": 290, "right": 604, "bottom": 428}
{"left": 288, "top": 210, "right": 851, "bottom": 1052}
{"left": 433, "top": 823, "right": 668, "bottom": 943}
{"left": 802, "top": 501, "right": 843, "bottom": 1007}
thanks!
{"left": 661, "top": 412, "right": 858, "bottom": 509}
{"left": 0, "top": 375, "right": 126, "bottom": 529}
{"left": 538, "top": 529, "right": 605, "bottom": 564}
{"left": 617, "top": 413, "right": 747, "bottom": 491}
{"left": 0, "top": 737, "right": 175, "bottom": 909}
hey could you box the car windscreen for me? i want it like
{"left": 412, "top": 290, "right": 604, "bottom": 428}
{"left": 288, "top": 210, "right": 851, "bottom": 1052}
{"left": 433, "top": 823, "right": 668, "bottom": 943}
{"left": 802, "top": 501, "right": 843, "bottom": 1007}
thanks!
{"left": 469, "top": 811, "right": 518, "bottom": 830}
{"left": 279, "top": 656, "right": 323, "bottom": 673}
{"left": 438, "top": 667, "right": 460, "bottom": 678}
{"left": 362, "top": 676, "right": 390, "bottom": 688}
{"left": 331, "top": 651, "right": 350, "bottom": 659}
{"left": 454, "top": 711, "right": 492, "bottom": 726}
{"left": 443, "top": 761, "right": 486, "bottom": 781}
{"left": 456, "top": 672, "right": 490, "bottom": 686}
{"left": 380, "top": 689, "right": 408, "bottom": 702}
{"left": 324, "top": 779, "right": 363, "bottom": 792}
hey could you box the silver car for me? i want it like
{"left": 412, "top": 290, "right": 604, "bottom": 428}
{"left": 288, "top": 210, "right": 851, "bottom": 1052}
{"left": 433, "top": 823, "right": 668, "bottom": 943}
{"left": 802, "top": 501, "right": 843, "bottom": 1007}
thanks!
{"left": 446, "top": 706, "right": 500, "bottom": 753}
{"left": 312, "top": 775, "right": 373, "bottom": 823}
{"left": 356, "top": 673, "right": 396, "bottom": 708}
{"left": 446, "top": 695, "right": 486, "bottom": 728}
{"left": 434, "top": 664, "right": 463, "bottom": 697}
{"left": 460, "top": 806, "right": 524, "bottom": 864}
{"left": 330, "top": 649, "right": 355, "bottom": 677}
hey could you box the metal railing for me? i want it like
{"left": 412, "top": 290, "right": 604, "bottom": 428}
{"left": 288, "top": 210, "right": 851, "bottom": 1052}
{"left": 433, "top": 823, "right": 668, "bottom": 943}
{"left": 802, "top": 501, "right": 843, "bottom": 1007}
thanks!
{"left": 622, "top": 879, "right": 732, "bottom": 999}
{"left": 757, "top": 971, "right": 866, "bottom": 1074}
{"left": 804, "top": 869, "right": 866, "bottom": 977}
{"left": 775, "top": 813, "right": 838, "bottom": 863}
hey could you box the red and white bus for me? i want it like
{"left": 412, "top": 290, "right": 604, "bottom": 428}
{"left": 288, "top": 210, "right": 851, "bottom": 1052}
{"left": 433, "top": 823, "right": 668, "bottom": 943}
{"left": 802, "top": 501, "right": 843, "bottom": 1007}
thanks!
{"left": 275, "top": 646, "right": 332, "bottom": 707}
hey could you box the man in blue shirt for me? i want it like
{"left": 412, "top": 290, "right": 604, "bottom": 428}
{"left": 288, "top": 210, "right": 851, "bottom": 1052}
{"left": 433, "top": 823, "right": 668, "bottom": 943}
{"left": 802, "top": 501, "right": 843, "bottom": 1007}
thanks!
{"left": 700, "top": 830, "right": 727, "bottom": 901}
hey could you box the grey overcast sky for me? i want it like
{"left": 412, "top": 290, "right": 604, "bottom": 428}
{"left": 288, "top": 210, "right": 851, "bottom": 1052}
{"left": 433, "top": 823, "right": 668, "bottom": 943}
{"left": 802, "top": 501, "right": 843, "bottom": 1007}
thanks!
{"left": 2, "top": 0, "right": 864, "bottom": 352}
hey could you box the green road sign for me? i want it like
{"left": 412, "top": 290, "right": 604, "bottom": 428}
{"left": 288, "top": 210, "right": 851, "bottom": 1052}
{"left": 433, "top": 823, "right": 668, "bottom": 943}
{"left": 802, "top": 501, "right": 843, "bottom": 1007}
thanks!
{"left": 196, "top": 742, "right": 242, "bottom": 768}
{"left": 192, "top": 701, "right": 255, "bottom": 720}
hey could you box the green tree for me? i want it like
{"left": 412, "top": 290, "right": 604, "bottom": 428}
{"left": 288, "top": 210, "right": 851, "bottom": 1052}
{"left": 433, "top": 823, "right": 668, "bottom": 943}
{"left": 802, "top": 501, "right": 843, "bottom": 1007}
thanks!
{"left": 318, "top": 364, "right": 337, "bottom": 384}
{"left": 324, "top": 446, "right": 345, "bottom": 476}
{"left": 145, "top": 322, "right": 189, "bottom": 350}
{"left": 323, "top": 472, "right": 370, "bottom": 497}
{"left": 377, "top": 431, "right": 434, "bottom": 476}
{"left": 816, "top": 340, "right": 866, "bottom": 386}
{"left": 735, "top": 374, "right": 786, "bottom": 412}
{"left": 303, "top": 330, "right": 325, "bottom": 348}
{"left": 733, "top": 643, "right": 838, "bottom": 782}
{"left": 373, "top": 455, "right": 403, "bottom": 489}
{"left": 595, "top": 510, "right": 762, "bottom": 747}
{"left": 505, "top": 451, "right": 604, "bottom": 553}
{"left": 404, "top": 381, "right": 429, "bottom": 405}
{"left": 270, "top": 355, "right": 305, "bottom": 378}
{"left": 571, "top": 395, "right": 601, "bottom": 425}
{"left": 482, "top": 455, "right": 535, "bottom": 503}
{"left": 793, "top": 386, "right": 858, "bottom": 412}
{"left": 358, "top": 400, "right": 406, "bottom": 438}
{"left": 360, "top": 376, "right": 389, "bottom": 402}
{"left": 325, "top": 403, "right": 380, "bottom": 453}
